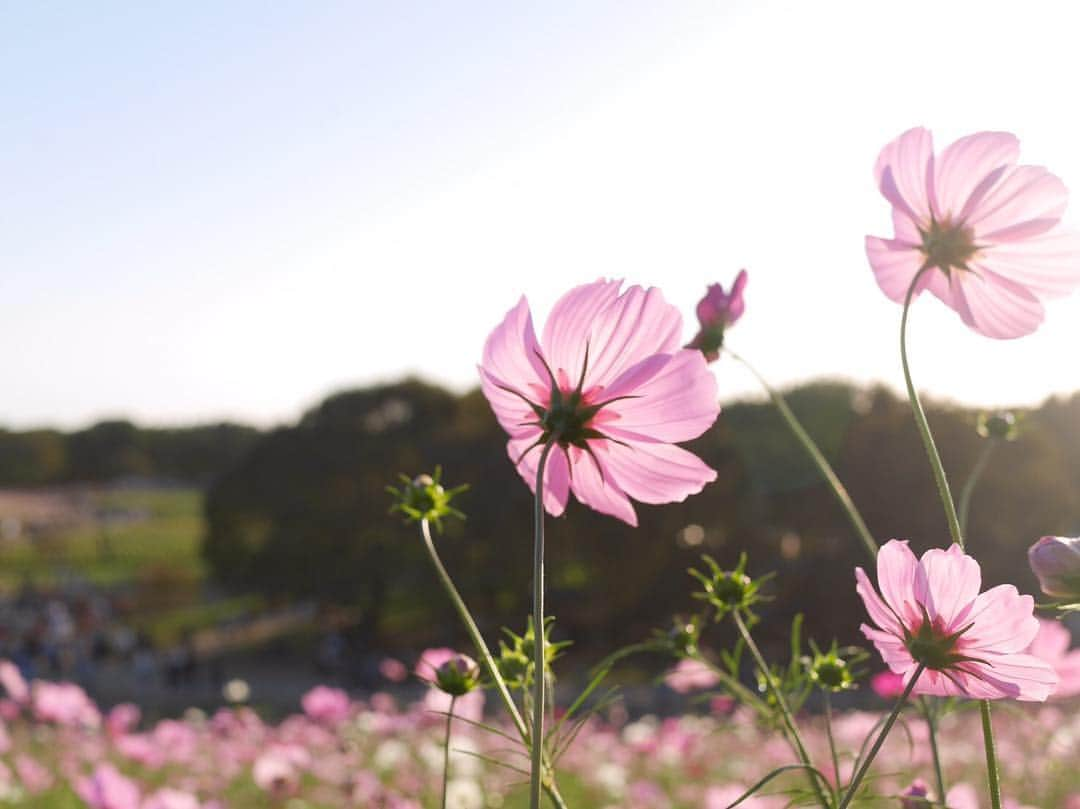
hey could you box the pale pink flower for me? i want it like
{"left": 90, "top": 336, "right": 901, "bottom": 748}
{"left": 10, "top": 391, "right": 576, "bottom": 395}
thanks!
{"left": 379, "top": 657, "right": 408, "bottom": 683}
{"left": 867, "top": 128, "right": 1080, "bottom": 338}
{"left": 14, "top": 754, "right": 52, "bottom": 794}
{"left": 480, "top": 279, "right": 720, "bottom": 525}
{"left": 688, "top": 270, "right": 747, "bottom": 361}
{"left": 301, "top": 685, "right": 351, "bottom": 724}
{"left": 107, "top": 703, "right": 141, "bottom": 737}
{"left": 0, "top": 661, "right": 28, "bottom": 705}
{"left": 945, "top": 783, "right": 979, "bottom": 809}
{"left": 663, "top": 659, "right": 720, "bottom": 694}
{"left": 76, "top": 763, "right": 142, "bottom": 809}
{"left": 855, "top": 539, "right": 1056, "bottom": 700}
{"left": 252, "top": 750, "right": 300, "bottom": 798}
{"left": 1025, "top": 618, "right": 1080, "bottom": 698}
{"left": 141, "top": 788, "right": 202, "bottom": 809}
{"left": 33, "top": 680, "right": 101, "bottom": 726}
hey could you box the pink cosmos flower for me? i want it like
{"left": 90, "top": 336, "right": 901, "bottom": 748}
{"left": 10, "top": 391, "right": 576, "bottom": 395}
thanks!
{"left": 688, "top": 270, "right": 747, "bottom": 361}
{"left": 480, "top": 279, "right": 720, "bottom": 526}
{"left": 75, "top": 763, "right": 142, "bottom": 809}
{"left": 870, "top": 670, "right": 906, "bottom": 699}
{"left": 142, "top": 788, "right": 202, "bottom": 809}
{"left": 14, "top": 754, "right": 52, "bottom": 794}
{"left": 301, "top": 685, "right": 351, "bottom": 724}
{"left": 663, "top": 659, "right": 721, "bottom": 694}
{"left": 33, "top": 680, "right": 101, "bottom": 726}
{"left": 866, "top": 128, "right": 1080, "bottom": 338}
{"left": 1025, "top": 618, "right": 1080, "bottom": 699}
{"left": 379, "top": 657, "right": 408, "bottom": 683}
{"left": 0, "top": 661, "right": 28, "bottom": 705}
{"left": 855, "top": 539, "right": 1056, "bottom": 700}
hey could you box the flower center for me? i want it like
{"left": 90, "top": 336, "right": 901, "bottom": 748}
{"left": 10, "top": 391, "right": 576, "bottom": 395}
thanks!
{"left": 919, "top": 218, "right": 977, "bottom": 274}
{"left": 904, "top": 611, "right": 971, "bottom": 671}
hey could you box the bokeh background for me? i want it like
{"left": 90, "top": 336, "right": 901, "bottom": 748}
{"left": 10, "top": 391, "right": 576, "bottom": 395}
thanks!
{"left": 3, "top": 0, "right": 1080, "bottom": 714}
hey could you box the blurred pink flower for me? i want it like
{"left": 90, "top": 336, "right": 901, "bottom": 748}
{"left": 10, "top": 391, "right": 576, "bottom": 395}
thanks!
{"left": 76, "top": 763, "right": 142, "bottom": 809}
{"left": 870, "top": 670, "right": 906, "bottom": 699}
{"left": 900, "top": 779, "right": 931, "bottom": 809}
{"left": 663, "top": 659, "right": 720, "bottom": 694}
{"left": 945, "top": 783, "right": 979, "bottom": 809}
{"left": 688, "top": 270, "right": 747, "bottom": 361}
{"left": 866, "top": 128, "right": 1080, "bottom": 338}
{"left": 480, "top": 279, "right": 720, "bottom": 526}
{"left": 379, "top": 657, "right": 408, "bottom": 683}
{"left": 0, "top": 661, "right": 28, "bottom": 705}
{"left": 14, "top": 753, "right": 52, "bottom": 794}
{"left": 415, "top": 648, "right": 457, "bottom": 683}
{"left": 856, "top": 540, "right": 1056, "bottom": 700}
{"left": 252, "top": 750, "right": 300, "bottom": 798}
{"left": 1028, "top": 535, "right": 1080, "bottom": 598}
{"left": 301, "top": 686, "right": 351, "bottom": 724}
{"left": 33, "top": 681, "right": 101, "bottom": 727}
{"left": 1025, "top": 618, "right": 1080, "bottom": 698}
{"left": 107, "top": 703, "right": 141, "bottom": 738}
{"left": 142, "top": 788, "right": 202, "bottom": 809}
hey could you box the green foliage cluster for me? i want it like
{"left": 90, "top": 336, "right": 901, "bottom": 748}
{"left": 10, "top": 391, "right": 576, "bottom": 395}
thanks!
{"left": 0, "top": 421, "right": 259, "bottom": 486}
{"left": 199, "top": 376, "right": 1080, "bottom": 655}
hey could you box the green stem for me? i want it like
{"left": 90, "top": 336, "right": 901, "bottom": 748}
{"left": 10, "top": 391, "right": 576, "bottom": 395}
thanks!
{"left": 692, "top": 652, "right": 770, "bottom": 716}
{"left": 899, "top": 267, "right": 963, "bottom": 548}
{"left": 980, "top": 700, "right": 1003, "bottom": 809}
{"left": 838, "top": 665, "right": 924, "bottom": 809}
{"left": 725, "top": 347, "right": 877, "bottom": 562}
{"left": 420, "top": 520, "right": 528, "bottom": 739}
{"left": 824, "top": 693, "right": 841, "bottom": 805}
{"left": 441, "top": 695, "right": 456, "bottom": 809}
{"left": 957, "top": 442, "right": 995, "bottom": 538}
{"left": 733, "top": 611, "right": 831, "bottom": 808}
{"left": 419, "top": 520, "right": 571, "bottom": 809}
{"left": 530, "top": 443, "right": 555, "bottom": 809}
{"left": 920, "top": 697, "right": 947, "bottom": 803}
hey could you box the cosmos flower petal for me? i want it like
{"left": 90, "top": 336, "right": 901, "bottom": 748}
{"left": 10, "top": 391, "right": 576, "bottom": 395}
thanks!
{"left": 565, "top": 445, "right": 638, "bottom": 526}
{"left": 479, "top": 297, "right": 550, "bottom": 435}
{"left": 912, "top": 545, "right": 981, "bottom": 629}
{"left": 950, "top": 266, "right": 1044, "bottom": 339}
{"left": 507, "top": 435, "right": 570, "bottom": 518}
{"left": 600, "top": 350, "right": 720, "bottom": 443}
{"left": 855, "top": 567, "right": 903, "bottom": 636}
{"left": 931, "top": 131, "right": 1019, "bottom": 221}
{"left": 540, "top": 280, "right": 623, "bottom": 385}
{"left": 961, "top": 584, "right": 1039, "bottom": 654}
{"left": 967, "top": 165, "right": 1068, "bottom": 239}
{"left": 865, "top": 236, "right": 927, "bottom": 303}
{"left": 595, "top": 440, "right": 717, "bottom": 506}
{"left": 860, "top": 624, "right": 911, "bottom": 671}
{"left": 979, "top": 229, "right": 1080, "bottom": 297}
{"left": 577, "top": 285, "right": 683, "bottom": 388}
{"left": 875, "top": 540, "right": 919, "bottom": 623}
{"left": 873, "top": 126, "right": 934, "bottom": 227}
{"left": 967, "top": 653, "right": 1057, "bottom": 701}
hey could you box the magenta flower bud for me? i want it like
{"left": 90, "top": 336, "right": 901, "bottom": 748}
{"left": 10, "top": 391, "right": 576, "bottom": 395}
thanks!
{"left": 900, "top": 779, "right": 931, "bottom": 808}
{"left": 689, "top": 270, "right": 748, "bottom": 362}
{"left": 1029, "top": 536, "right": 1080, "bottom": 598}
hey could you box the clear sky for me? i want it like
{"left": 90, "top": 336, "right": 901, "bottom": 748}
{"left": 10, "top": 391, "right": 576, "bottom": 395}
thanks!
{"left": 5, "top": 0, "right": 1080, "bottom": 429}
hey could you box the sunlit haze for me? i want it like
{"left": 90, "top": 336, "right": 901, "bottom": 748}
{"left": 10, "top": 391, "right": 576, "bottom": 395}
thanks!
{"left": 5, "top": 1, "right": 1080, "bottom": 429}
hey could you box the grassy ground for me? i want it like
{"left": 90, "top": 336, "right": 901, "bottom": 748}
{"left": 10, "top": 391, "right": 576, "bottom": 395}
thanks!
{"left": 0, "top": 487, "right": 206, "bottom": 590}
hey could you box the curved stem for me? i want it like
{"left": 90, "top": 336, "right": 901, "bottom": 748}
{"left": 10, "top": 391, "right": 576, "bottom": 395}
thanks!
{"left": 419, "top": 519, "right": 570, "bottom": 809}
{"left": 837, "top": 665, "right": 924, "bottom": 809}
{"left": 920, "top": 697, "right": 947, "bottom": 802}
{"left": 980, "top": 700, "right": 1003, "bottom": 809}
{"left": 529, "top": 442, "right": 555, "bottom": 809}
{"left": 420, "top": 520, "right": 528, "bottom": 739}
{"left": 900, "top": 267, "right": 963, "bottom": 548}
{"left": 725, "top": 347, "right": 878, "bottom": 562}
{"left": 692, "top": 651, "right": 770, "bottom": 717}
{"left": 733, "top": 610, "right": 831, "bottom": 808}
{"left": 824, "top": 692, "right": 841, "bottom": 805}
{"left": 957, "top": 442, "right": 995, "bottom": 538}
{"left": 441, "top": 695, "right": 456, "bottom": 809}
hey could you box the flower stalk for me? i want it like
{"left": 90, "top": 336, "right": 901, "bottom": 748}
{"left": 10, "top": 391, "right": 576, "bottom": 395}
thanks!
{"left": 530, "top": 442, "right": 555, "bottom": 809}
{"left": 440, "top": 695, "right": 456, "bottom": 809}
{"left": 723, "top": 347, "right": 877, "bottom": 563}
{"left": 837, "top": 665, "right": 924, "bottom": 809}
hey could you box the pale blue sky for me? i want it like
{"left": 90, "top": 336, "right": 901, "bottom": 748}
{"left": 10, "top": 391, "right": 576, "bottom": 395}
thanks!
{"left": 6, "top": 1, "right": 1080, "bottom": 428}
